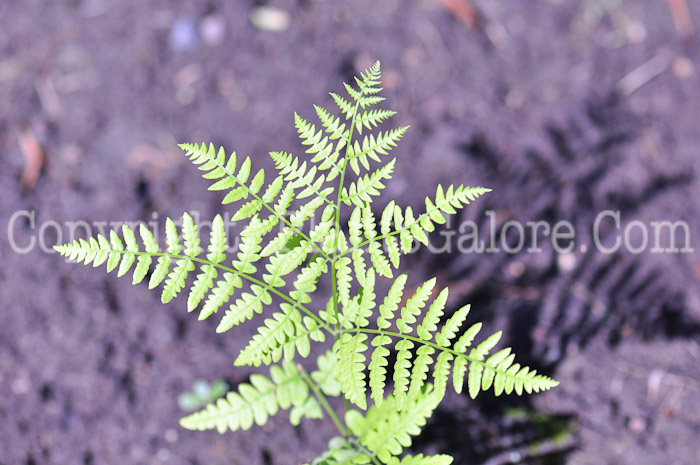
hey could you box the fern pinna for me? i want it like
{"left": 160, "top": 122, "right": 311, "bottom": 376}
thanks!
{"left": 55, "top": 61, "right": 558, "bottom": 464}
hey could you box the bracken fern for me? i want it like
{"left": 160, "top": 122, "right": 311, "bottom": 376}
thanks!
{"left": 55, "top": 61, "right": 558, "bottom": 464}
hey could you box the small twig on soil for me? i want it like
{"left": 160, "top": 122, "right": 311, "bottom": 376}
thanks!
{"left": 17, "top": 126, "right": 45, "bottom": 192}
{"left": 665, "top": 0, "right": 695, "bottom": 37}
{"left": 480, "top": 434, "right": 577, "bottom": 465}
{"left": 436, "top": 0, "right": 479, "bottom": 29}
{"left": 616, "top": 50, "right": 674, "bottom": 97}
{"left": 34, "top": 78, "right": 63, "bottom": 120}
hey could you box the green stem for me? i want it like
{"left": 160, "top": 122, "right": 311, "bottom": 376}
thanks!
{"left": 330, "top": 83, "right": 365, "bottom": 334}
{"left": 297, "top": 364, "right": 348, "bottom": 437}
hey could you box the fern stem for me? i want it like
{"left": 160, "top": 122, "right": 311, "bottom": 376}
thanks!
{"left": 366, "top": 450, "right": 382, "bottom": 465}
{"left": 330, "top": 82, "right": 366, "bottom": 334}
{"left": 297, "top": 364, "right": 348, "bottom": 436}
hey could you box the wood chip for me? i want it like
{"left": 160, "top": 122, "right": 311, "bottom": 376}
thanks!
{"left": 17, "top": 127, "right": 45, "bottom": 192}
{"left": 666, "top": 0, "right": 695, "bottom": 37}
{"left": 127, "top": 143, "right": 180, "bottom": 180}
{"left": 436, "top": 0, "right": 479, "bottom": 28}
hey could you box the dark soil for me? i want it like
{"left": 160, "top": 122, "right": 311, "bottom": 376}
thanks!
{"left": 2, "top": 1, "right": 700, "bottom": 464}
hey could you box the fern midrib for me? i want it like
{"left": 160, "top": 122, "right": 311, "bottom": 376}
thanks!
{"left": 339, "top": 327, "right": 538, "bottom": 383}
{"left": 297, "top": 363, "right": 348, "bottom": 436}
{"left": 331, "top": 81, "right": 367, "bottom": 334}
{"left": 73, "top": 246, "right": 330, "bottom": 331}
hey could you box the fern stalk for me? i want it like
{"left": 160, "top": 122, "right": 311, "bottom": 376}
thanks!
{"left": 298, "top": 363, "right": 348, "bottom": 437}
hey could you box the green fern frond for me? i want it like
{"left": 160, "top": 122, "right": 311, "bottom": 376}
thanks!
{"left": 270, "top": 151, "right": 335, "bottom": 206}
{"left": 235, "top": 302, "right": 314, "bottom": 366}
{"left": 180, "top": 361, "right": 311, "bottom": 433}
{"left": 346, "top": 384, "right": 441, "bottom": 464}
{"left": 295, "top": 112, "right": 344, "bottom": 180}
{"left": 355, "top": 109, "right": 397, "bottom": 135}
{"left": 340, "top": 184, "right": 491, "bottom": 274}
{"left": 347, "top": 127, "right": 407, "bottom": 175}
{"left": 336, "top": 256, "right": 353, "bottom": 307}
{"left": 368, "top": 273, "right": 407, "bottom": 406}
{"left": 315, "top": 104, "right": 349, "bottom": 145}
{"left": 361, "top": 205, "right": 392, "bottom": 279}
{"left": 55, "top": 59, "right": 559, "bottom": 465}
{"left": 330, "top": 92, "right": 356, "bottom": 120}
{"left": 179, "top": 142, "right": 329, "bottom": 259}
{"left": 333, "top": 277, "right": 559, "bottom": 409}
{"left": 187, "top": 214, "right": 227, "bottom": 312}
{"left": 342, "top": 158, "right": 396, "bottom": 207}
{"left": 334, "top": 332, "right": 369, "bottom": 410}
{"left": 311, "top": 349, "right": 343, "bottom": 397}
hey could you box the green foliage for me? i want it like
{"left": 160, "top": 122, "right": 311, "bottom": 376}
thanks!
{"left": 55, "top": 61, "right": 558, "bottom": 464}
{"left": 178, "top": 379, "right": 230, "bottom": 412}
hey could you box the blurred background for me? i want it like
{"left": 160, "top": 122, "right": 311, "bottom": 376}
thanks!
{"left": 1, "top": 0, "right": 700, "bottom": 464}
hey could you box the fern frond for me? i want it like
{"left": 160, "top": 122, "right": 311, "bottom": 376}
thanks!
{"left": 261, "top": 196, "right": 326, "bottom": 257}
{"left": 290, "top": 256, "right": 328, "bottom": 305}
{"left": 343, "top": 278, "right": 558, "bottom": 407}
{"left": 179, "top": 143, "right": 255, "bottom": 204}
{"left": 235, "top": 303, "right": 313, "bottom": 366}
{"left": 362, "top": 205, "right": 392, "bottom": 279}
{"left": 180, "top": 142, "right": 328, "bottom": 258}
{"left": 162, "top": 213, "right": 201, "bottom": 303}
{"left": 368, "top": 274, "right": 407, "bottom": 405}
{"left": 348, "top": 127, "right": 408, "bottom": 175}
{"left": 311, "top": 349, "right": 342, "bottom": 397}
{"left": 397, "top": 278, "right": 436, "bottom": 334}
{"left": 180, "top": 361, "right": 310, "bottom": 433}
{"left": 187, "top": 214, "right": 227, "bottom": 313}
{"left": 216, "top": 286, "right": 270, "bottom": 333}
{"left": 55, "top": 59, "right": 560, "bottom": 465}
{"left": 330, "top": 92, "right": 356, "bottom": 120}
{"left": 269, "top": 151, "right": 335, "bottom": 206}
{"left": 354, "top": 61, "right": 383, "bottom": 99}
{"left": 408, "top": 289, "right": 447, "bottom": 399}
{"left": 342, "top": 158, "right": 396, "bottom": 207}
{"left": 295, "top": 112, "right": 343, "bottom": 181}
{"left": 355, "top": 109, "right": 396, "bottom": 135}
{"left": 346, "top": 384, "right": 441, "bottom": 464}
{"left": 341, "top": 184, "right": 491, "bottom": 273}
{"left": 392, "top": 338, "right": 414, "bottom": 408}
{"left": 336, "top": 256, "right": 352, "bottom": 307}
{"left": 315, "top": 104, "right": 349, "bottom": 146}
{"left": 132, "top": 224, "right": 157, "bottom": 284}
{"left": 334, "top": 332, "right": 369, "bottom": 410}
